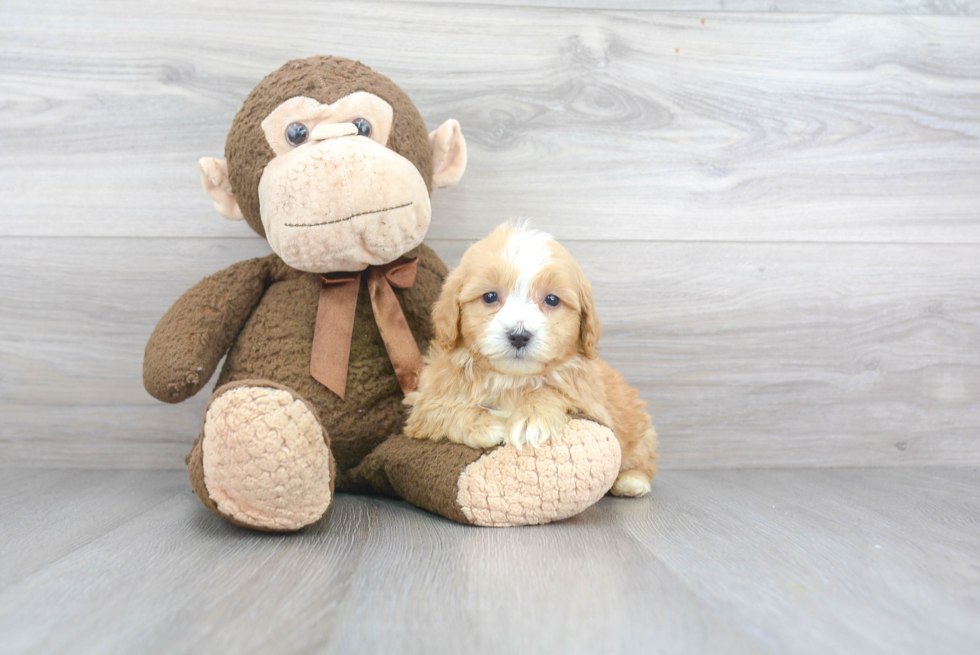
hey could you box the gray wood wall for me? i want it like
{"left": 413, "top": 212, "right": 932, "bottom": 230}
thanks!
{"left": 1, "top": 0, "right": 978, "bottom": 469}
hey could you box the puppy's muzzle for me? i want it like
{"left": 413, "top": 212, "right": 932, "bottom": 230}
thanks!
{"left": 507, "top": 329, "right": 533, "bottom": 350}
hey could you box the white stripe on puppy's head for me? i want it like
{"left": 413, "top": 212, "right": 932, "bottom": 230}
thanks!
{"left": 503, "top": 219, "right": 553, "bottom": 300}
{"left": 431, "top": 220, "right": 600, "bottom": 377}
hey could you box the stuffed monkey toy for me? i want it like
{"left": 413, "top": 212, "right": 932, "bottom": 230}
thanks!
{"left": 143, "top": 56, "right": 622, "bottom": 531}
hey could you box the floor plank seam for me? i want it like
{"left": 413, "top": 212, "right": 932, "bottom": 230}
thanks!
{"left": 5, "top": 235, "right": 980, "bottom": 247}
{"left": 0, "top": 487, "right": 190, "bottom": 594}
{"left": 346, "top": 1, "right": 975, "bottom": 17}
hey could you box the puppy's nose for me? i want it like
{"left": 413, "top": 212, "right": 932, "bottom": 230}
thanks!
{"left": 507, "top": 330, "right": 532, "bottom": 350}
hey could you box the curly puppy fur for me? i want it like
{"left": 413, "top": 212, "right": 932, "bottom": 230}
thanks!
{"left": 405, "top": 221, "right": 658, "bottom": 496}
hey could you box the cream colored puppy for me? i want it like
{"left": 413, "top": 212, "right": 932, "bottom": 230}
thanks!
{"left": 404, "top": 221, "right": 658, "bottom": 497}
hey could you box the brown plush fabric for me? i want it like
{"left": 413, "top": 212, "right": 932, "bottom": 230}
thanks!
{"left": 208, "top": 244, "right": 445, "bottom": 480}
{"left": 144, "top": 257, "right": 273, "bottom": 403}
{"left": 165, "top": 240, "right": 504, "bottom": 527}
{"left": 225, "top": 56, "right": 434, "bottom": 237}
{"left": 347, "top": 434, "right": 487, "bottom": 525}
{"left": 187, "top": 429, "right": 221, "bottom": 518}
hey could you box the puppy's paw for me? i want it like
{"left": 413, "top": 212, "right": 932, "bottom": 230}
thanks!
{"left": 506, "top": 410, "right": 569, "bottom": 449}
{"left": 611, "top": 470, "right": 652, "bottom": 498}
{"left": 462, "top": 414, "right": 507, "bottom": 450}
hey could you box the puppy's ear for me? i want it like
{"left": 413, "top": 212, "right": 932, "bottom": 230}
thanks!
{"left": 578, "top": 275, "right": 602, "bottom": 359}
{"left": 432, "top": 267, "right": 464, "bottom": 349}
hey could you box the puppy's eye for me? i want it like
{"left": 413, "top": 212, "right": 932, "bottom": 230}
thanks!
{"left": 544, "top": 294, "right": 560, "bottom": 307}
{"left": 352, "top": 118, "right": 372, "bottom": 137}
{"left": 285, "top": 122, "right": 309, "bottom": 146}
{"left": 482, "top": 292, "right": 499, "bottom": 304}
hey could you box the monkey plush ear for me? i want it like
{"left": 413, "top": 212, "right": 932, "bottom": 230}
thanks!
{"left": 198, "top": 157, "right": 245, "bottom": 221}
{"left": 429, "top": 119, "right": 467, "bottom": 189}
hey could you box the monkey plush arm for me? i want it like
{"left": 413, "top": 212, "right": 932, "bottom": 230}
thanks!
{"left": 143, "top": 256, "right": 273, "bottom": 403}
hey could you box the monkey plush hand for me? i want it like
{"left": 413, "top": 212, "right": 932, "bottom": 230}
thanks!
{"left": 143, "top": 56, "right": 621, "bottom": 530}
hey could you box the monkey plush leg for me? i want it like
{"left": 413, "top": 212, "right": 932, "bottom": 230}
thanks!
{"left": 187, "top": 381, "right": 335, "bottom": 531}
{"left": 350, "top": 418, "right": 621, "bottom": 527}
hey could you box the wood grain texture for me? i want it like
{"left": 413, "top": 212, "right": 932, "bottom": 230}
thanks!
{"left": 392, "top": 1, "right": 980, "bottom": 14}
{"left": 2, "top": 237, "right": 978, "bottom": 469}
{"left": 0, "top": 3, "right": 977, "bottom": 242}
{"left": 610, "top": 467, "right": 980, "bottom": 655}
{"left": 0, "top": 470, "right": 184, "bottom": 590}
{"left": 1, "top": 1, "right": 978, "bottom": 469}
{"left": 0, "top": 467, "right": 977, "bottom": 655}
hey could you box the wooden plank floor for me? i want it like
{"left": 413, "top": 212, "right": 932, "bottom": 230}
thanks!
{"left": 0, "top": 467, "right": 977, "bottom": 655}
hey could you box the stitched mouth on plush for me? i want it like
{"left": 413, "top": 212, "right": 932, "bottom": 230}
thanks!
{"left": 284, "top": 201, "right": 414, "bottom": 228}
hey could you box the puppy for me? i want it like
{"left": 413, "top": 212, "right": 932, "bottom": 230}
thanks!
{"left": 404, "top": 221, "right": 658, "bottom": 497}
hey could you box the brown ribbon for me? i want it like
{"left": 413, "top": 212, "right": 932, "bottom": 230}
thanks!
{"left": 310, "top": 256, "right": 422, "bottom": 400}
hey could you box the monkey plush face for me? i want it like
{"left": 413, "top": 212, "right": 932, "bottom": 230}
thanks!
{"left": 198, "top": 57, "right": 466, "bottom": 273}
{"left": 255, "top": 91, "right": 435, "bottom": 271}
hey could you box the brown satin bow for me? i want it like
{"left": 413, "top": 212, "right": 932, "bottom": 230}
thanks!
{"left": 310, "top": 256, "right": 422, "bottom": 400}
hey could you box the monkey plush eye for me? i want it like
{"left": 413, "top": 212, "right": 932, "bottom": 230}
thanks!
{"left": 352, "top": 118, "right": 372, "bottom": 137}
{"left": 545, "top": 294, "right": 560, "bottom": 307}
{"left": 285, "top": 122, "right": 309, "bottom": 146}
{"left": 483, "top": 292, "right": 499, "bottom": 304}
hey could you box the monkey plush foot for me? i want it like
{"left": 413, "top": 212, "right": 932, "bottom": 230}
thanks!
{"left": 352, "top": 418, "right": 621, "bottom": 527}
{"left": 187, "top": 381, "right": 335, "bottom": 531}
{"left": 456, "top": 419, "right": 622, "bottom": 526}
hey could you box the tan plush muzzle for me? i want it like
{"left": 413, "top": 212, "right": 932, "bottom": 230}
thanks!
{"left": 258, "top": 136, "right": 431, "bottom": 273}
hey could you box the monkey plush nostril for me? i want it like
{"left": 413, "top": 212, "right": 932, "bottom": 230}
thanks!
{"left": 507, "top": 330, "right": 532, "bottom": 350}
